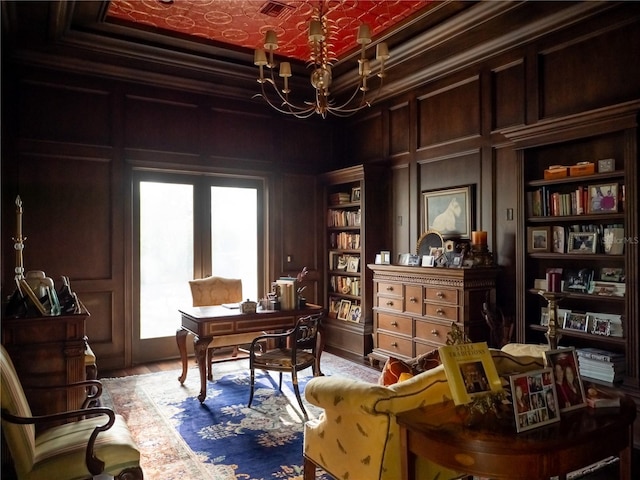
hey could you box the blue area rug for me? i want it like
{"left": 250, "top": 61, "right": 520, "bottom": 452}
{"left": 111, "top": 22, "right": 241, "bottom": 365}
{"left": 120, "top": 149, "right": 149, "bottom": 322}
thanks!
{"left": 101, "top": 353, "right": 380, "bottom": 479}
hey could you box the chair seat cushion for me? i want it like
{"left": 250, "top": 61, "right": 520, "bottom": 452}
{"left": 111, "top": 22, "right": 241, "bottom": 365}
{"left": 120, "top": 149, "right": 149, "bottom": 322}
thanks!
{"left": 254, "top": 349, "right": 315, "bottom": 369}
{"left": 30, "top": 414, "right": 140, "bottom": 480}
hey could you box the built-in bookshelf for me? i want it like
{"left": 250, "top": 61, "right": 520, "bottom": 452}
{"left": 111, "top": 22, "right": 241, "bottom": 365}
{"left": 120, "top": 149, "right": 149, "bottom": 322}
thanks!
{"left": 320, "top": 164, "right": 390, "bottom": 358}
{"left": 502, "top": 101, "right": 639, "bottom": 390}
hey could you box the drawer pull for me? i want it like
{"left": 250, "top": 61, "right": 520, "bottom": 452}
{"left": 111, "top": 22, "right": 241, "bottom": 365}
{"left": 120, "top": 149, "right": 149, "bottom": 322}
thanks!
{"left": 390, "top": 321, "right": 398, "bottom": 327}
{"left": 431, "top": 329, "right": 439, "bottom": 336}
{"left": 390, "top": 342, "right": 398, "bottom": 348}
{"left": 409, "top": 297, "right": 417, "bottom": 303}
{"left": 386, "top": 301, "right": 394, "bottom": 307}
{"left": 386, "top": 286, "right": 394, "bottom": 291}
{"left": 436, "top": 308, "right": 445, "bottom": 315}
{"left": 436, "top": 291, "right": 445, "bottom": 298}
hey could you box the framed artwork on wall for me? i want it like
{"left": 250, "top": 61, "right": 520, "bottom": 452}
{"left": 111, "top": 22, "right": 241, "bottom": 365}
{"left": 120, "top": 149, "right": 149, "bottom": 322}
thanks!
{"left": 422, "top": 185, "right": 473, "bottom": 238}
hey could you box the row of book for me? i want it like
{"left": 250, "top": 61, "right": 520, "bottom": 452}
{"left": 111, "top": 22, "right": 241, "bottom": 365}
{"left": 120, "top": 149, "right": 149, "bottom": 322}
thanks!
{"left": 329, "top": 192, "right": 351, "bottom": 205}
{"left": 329, "top": 275, "right": 360, "bottom": 296}
{"left": 327, "top": 208, "right": 361, "bottom": 227}
{"left": 329, "top": 232, "right": 361, "bottom": 250}
{"left": 576, "top": 347, "right": 625, "bottom": 384}
{"left": 527, "top": 183, "right": 624, "bottom": 217}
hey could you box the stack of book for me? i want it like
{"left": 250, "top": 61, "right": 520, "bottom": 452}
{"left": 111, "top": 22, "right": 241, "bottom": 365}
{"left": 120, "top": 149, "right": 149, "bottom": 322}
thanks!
{"left": 576, "top": 347, "right": 625, "bottom": 384}
{"left": 329, "top": 192, "right": 351, "bottom": 205}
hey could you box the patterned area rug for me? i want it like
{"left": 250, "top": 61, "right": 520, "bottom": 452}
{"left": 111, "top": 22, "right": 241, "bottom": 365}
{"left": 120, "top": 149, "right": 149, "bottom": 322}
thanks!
{"left": 101, "top": 353, "right": 380, "bottom": 479}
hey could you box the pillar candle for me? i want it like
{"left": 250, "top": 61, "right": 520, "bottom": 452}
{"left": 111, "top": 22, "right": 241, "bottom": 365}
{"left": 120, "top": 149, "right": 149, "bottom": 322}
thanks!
{"left": 546, "top": 272, "right": 562, "bottom": 293}
{"left": 471, "top": 230, "right": 487, "bottom": 245}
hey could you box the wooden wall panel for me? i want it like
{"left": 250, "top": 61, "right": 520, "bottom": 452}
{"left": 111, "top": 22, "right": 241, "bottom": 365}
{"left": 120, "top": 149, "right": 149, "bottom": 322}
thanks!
{"left": 392, "top": 164, "right": 410, "bottom": 255}
{"left": 124, "top": 95, "right": 200, "bottom": 152}
{"left": 82, "top": 291, "right": 115, "bottom": 343}
{"left": 207, "top": 107, "right": 273, "bottom": 160}
{"left": 13, "top": 153, "right": 112, "bottom": 281}
{"left": 18, "top": 81, "right": 111, "bottom": 145}
{"left": 417, "top": 77, "right": 480, "bottom": 148}
{"left": 540, "top": 22, "right": 640, "bottom": 118}
{"left": 343, "top": 112, "right": 384, "bottom": 163}
{"left": 492, "top": 60, "right": 526, "bottom": 130}
{"left": 389, "top": 102, "right": 411, "bottom": 157}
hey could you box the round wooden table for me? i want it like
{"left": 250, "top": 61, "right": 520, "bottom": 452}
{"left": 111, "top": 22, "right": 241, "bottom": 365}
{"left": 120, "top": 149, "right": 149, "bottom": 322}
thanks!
{"left": 397, "top": 396, "right": 636, "bottom": 480}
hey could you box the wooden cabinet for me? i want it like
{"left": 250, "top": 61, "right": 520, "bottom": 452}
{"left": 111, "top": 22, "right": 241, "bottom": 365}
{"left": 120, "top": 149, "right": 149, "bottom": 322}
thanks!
{"left": 501, "top": 101, "right": 639, "bottom": 390}
{"left": 321, "top": 164, "right": 391, "bottom": 358}
{"left": 1, "top": 310, "right": 90, "bottom": 417}
{"left": 368, "top": 264, "right": 499, "bottom": 365}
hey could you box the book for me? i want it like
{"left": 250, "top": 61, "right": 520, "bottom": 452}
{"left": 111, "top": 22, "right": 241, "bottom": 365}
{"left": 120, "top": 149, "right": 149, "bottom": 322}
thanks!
{"left": 438, "top": 342, "right": 502, "bottom": 405}
{"left": 576, "top": 347, "right": 624, "bottom": 363}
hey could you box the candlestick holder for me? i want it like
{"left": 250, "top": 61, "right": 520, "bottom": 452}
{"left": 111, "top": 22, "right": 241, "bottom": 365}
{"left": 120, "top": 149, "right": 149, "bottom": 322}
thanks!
{"left": 466, "top": 243, "right": 493, "bottom": 267}
{"left": 537, "top": 290, "right": 567, "bottom": 350}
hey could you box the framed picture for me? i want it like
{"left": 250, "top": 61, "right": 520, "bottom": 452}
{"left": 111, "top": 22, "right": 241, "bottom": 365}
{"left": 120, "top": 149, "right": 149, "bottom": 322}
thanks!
{"left": 551, "top": 226, "right": 565, "bottom": 253}
{"left": 421, "top": 255, "right": 435, "bottom": 267}
{"left": 346, "top": 256, "right": 360, "bottom": 273}
{"left": 599, "top": 267, "right": 624, "bottom": 283}
{"left": 527, "top": 226, "right": 550, "bottom": 253}
{"left": 449, "top": 252, "right": 464, "bottom": 268}
{"left": 337, "top": 299, "right": 352, "bottom": 321}
{"left": 429, "top": 247, "right": 444, "bottom": 259}
{"left": 422, "top": 185, "right": 473, "bottom": 238}
{"left": 348, "top": 304, "right": 362, "bottom": 323}
{"left": 588, "top": 183, "right": 618, "bottom": 213}
{"left": 597, "top": 158, "right": 615, "bottom": 173}
{"left": 398, "top": 253, "right": 411, "bottom": 265}
{"left": 380, "top": 251, "right": 391, "bottom": 265}
{"left": 567, "top": 232, "right": 597, "bottom": 254}
{"left": 351, "top": 186, "right": 361, "bottom": 202}
{"left": 563, "top": 268, "right": 593, "bottom": 294}
{"left": 510, "top": 369, "right": 560, "bottom": 433}
{"left": 407, "top": 254, "right": 421, "bottom": 266}
{"left": 586, "top": 312, "right": 623, "bottom": 337}
{"left": 540, "top": 307, "right": 571, "bottom": 327}
{"left": 328, "top": 297, "right": 341, "bottom": 319}
{"left": 543, "top": 348, "right": 587, "bottom": 412}
{"left": 563, "top": 312, "right": 588, "bottom": 332}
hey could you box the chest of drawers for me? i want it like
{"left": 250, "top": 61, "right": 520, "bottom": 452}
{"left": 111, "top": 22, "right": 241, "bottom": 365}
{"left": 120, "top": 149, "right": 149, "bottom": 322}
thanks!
{"left": 368, "top": 264, "right": 498, "bottom": 365}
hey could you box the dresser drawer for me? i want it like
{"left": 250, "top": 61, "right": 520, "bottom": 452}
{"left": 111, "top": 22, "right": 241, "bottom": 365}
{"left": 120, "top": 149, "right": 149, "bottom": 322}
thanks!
{"left": 425, "top": 287, "right": 459, "bottom": 305}
{"left": 376, "top": 312, "right": 412, "bottom": 336}
{"left": 376, "top": 295, "right": 402, "bottom": 312}
{"left": 376, "top": 281, "right": 402, "bottom": 297}
{"left": 415, "top": 319, "right": 450, "bottom": 346}
{"left": 404, "top": 285, "right": 423, "bottom": 315}
{"left": 376, "top": 332, "right": 413, "bottom": 357}
{"left": 425, "top": 303, "right": 459, "bottom": 322}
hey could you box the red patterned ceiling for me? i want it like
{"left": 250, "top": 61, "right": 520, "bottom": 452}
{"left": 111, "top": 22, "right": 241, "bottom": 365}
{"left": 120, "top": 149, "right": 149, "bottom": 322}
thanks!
{"left": 106, "top": 0, "right": 432, "bottom": 61}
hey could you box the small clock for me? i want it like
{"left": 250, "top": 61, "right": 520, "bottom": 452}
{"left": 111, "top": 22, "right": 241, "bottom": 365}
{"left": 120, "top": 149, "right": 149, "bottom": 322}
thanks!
{"left": 597, "top": 158, "right": 615, "bottom": 173}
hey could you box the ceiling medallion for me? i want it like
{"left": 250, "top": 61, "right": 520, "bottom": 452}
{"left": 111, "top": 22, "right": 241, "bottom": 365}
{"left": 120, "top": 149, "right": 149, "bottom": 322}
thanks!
{"left": 253, "top": 1, "right": 389, "bottom": 119}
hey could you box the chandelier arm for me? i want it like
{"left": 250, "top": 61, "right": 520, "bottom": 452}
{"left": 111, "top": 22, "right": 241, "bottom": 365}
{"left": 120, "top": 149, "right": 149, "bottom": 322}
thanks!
{"left": 265, "top": 67, "right": 320, "bottom": 115}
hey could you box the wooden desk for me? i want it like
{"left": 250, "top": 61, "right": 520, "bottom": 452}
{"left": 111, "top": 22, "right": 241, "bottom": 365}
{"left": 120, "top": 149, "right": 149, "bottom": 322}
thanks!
{"left": 397, "top": 397, "right": 636, "bottom": 480}
{"left": 176, "top": 304, "right": 324, "bottom": 402}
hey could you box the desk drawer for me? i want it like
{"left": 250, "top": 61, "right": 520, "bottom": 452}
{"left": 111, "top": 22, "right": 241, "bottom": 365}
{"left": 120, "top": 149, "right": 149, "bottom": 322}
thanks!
{"left": 404, "top": 285, "right": 423, "bottom": 315}
{"left": 425, "top": 303, "right": 458, "bottom": 322}
{"left": 415, "top": 319, "right": 450, "bottom": 346}
{"left": 377, "top": 281, "right": 402, "bottom": 297}
{"left": 425, "top": 287, "right": 459, "bottom": 305}
{"left": 376, "top": 332, "right": 413, "bottom": 357}
{"left": 376, "top": 312, "right": 412, "bottom": 336}
{"left": 376, "top": 295, "right": 402, "bottom": 312}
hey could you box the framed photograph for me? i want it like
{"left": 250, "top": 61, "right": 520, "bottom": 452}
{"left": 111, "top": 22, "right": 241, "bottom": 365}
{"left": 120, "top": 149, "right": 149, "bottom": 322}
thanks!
{"left": 586, "top": 312, "right": 623, "bottom": 337}
{"left": 346, "top": 255, "right": 360, "bottom": 273}
{"left": 351, "top": 186, "right": 361, "bottom": 202}
{"left": 588, "top": 183, "right": 618, "bottom": 213}
{"left": 599, "top": 267, "right": 624, "bottom": 283}
{"left": 337, "top": 299, "right": 352, "bottom": 321}
{"left": 543, "top": 348, "right": 587, "bottom": 412}
{"left": 348, "top": 304, "right": 362, "bottom": 323}
{"left": 563, "top": 312, "right": 588, "bottom": 332}
{"left": 421, "top": 255, "right": 435, "bottom": 267}
{"left": 603, "top": 227, "right": 625, "bottom": 255}
{"left": 398, "top": 253, "right": 411, "bottom": 266}
{"left": 563, "top": 268, "right": 593, "bottom": 294}
{"left": 429, "top": 247, "right": 444, "bottom": 259}
{"left": 567, "top": 232, "right": 597, "bottom": 254}
{"left": 328, "top": 297, "right": 341, "bottom": 319}
{"left": 510, "top": 369, "right": 560, "bottom": 433}
{"left": 449, "top": 252, "right": 464, "bottom": 268}
{"left": 407, "top": 254, "right": 421, "bottom": 266}
{"left": 527, "top": 226, "right": 550, "bottom": 253}
{"left": 380, "top": 251, "right": 391, "bottom": 265}
{"left": 551, "top": 226, "right": 565, "bottom": 253}
{"left": 422, "top": 185, "right": 473, "bottom": 238}
{"left": 597, "top": 158, "right": 615, "bottom": 173}
{"left": 540, "top": 307, "right": 571, "bottom": 327}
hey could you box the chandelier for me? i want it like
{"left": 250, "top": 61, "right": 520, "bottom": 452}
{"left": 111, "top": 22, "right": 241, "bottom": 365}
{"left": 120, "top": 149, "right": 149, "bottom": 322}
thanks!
{"left": 253, "top": 2, "right": 389, "bottom": 119}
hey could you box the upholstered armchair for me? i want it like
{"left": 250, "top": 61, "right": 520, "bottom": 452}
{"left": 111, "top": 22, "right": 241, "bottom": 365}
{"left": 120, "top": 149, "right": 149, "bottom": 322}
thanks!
{"left": 303, "top": 345, "right": 546, "bottom": 480}
{"left": 189, "top": 276, "right": 243, "bottom": 379}
{"left": 1, "top": 345, "right": 143, "bottom": 480}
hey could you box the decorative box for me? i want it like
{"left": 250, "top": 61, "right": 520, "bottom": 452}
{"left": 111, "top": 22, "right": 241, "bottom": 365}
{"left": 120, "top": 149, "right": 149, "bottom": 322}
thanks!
{"left": 569, "top": 162, "right": 595, "bottom": 176}
{"left": 240, "top": 299, "right": 257, "bottom": 314}
{"left": 544, "top": 166, "right": 568, "bottom": 180}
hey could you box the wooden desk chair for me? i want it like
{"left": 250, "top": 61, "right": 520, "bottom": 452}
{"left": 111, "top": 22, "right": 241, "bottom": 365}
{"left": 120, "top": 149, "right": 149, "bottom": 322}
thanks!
{"left": 247, "top": 313, "right": 322, "bottom": 420}
{"left": 188, "top": 276, "right": 243, "bottom": 380}
{"left": 0, "top": 345, "right": 143, "bottom": 480}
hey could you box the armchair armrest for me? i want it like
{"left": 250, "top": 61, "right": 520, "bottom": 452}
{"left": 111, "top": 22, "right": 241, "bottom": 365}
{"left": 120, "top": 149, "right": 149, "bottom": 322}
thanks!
{"left": 23, "top": 379, "right": 103, "bottom": 409}
{"left": 305, "top": 375, "right": 392, "bottom": 412}
{"left": 1, "top": 406, "right": 116, "bottom": 475}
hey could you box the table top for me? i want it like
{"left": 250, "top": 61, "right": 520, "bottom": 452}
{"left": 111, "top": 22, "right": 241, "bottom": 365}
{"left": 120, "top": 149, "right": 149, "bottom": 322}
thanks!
{"left": 179, "top": 303, "right": 323, "bottom": 320}
{"left": 397, "top": 395, "right": 636, "bottom": 455}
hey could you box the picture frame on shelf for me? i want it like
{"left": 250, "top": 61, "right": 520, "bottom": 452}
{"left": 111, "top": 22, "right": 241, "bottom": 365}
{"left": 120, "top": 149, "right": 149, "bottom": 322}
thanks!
{"left": 551, "top": 226, "right": 565, "bottom": 253}
{"left": 351, "top": 186, "right": 361, "bottom": 202}
{"left": 563, "top": 312, "right": 588, "bottom": 332}
{"left": 567, "top": 232, "right": 597, "bottom": 254}
{"left": 588, "top": 183, "right": 618, "bottom": 213}
{"left": 510, "top": 369, "right": 560, "bottom": 432}
{"left": 591, "top": 317, "right": 612, "bottom": 336}
{"left": 586, "top": 312, "right": 623, "bottom": 337}
{"left": 328, "top": 297, "right": 341, "bottom": 319}
{"left": 540, "top": 307, "right": 571, "bottom": 327}
{"left": 603, "top": 227, "right": 625, "bottom": 255}
{"left": 380, "top": 251, "right": 391, "bottom": 265}
{"left": 527, "top": 226, "right": 550, "bottom": 253}
{"left": 449, "top": 252, "right": 464, "bottom": 268}
{"left": 348, "top": 304, "right": 362, "bottom": 323}
{"left": 422, "top": 185, "right": 473, "bottom": 238}
{"left": 563, "top": 268, "right": 593, "bottom": 294}
{"left": 346, "top": 256, "right": 360, "bottom": 273}
{"left": 599, "top": 267, "right": 624, "bottom": 283}
{"left": 543, "top": 348, "right": 587, "bottom": 413}
{"left": 337, "top": 299, "right": 352, "bottom": 321}
{"left": 407, "top": 255, "right": 421, "bottom": 266}
{"left": 597, "top": 158, "right": 615, "bottom": 173}
{"left": 398, "top": 253, "right": 411, "bottom": 266}
{"left": 421, "top": 255, "right": 435, "bottom": 267}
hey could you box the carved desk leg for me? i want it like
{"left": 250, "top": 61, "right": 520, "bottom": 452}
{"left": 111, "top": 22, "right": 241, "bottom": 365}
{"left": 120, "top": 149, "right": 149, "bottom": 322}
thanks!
{"left": 194, "top": 335, "right": 212, "bottom": 403}
{"left": 176, "top": 328, "right": 189, "bottom": 385}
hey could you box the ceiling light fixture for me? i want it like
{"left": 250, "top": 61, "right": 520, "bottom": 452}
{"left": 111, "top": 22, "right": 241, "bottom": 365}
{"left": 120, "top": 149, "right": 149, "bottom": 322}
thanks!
{"left": 253, "top": 1, "right": 389, "bottom": 119}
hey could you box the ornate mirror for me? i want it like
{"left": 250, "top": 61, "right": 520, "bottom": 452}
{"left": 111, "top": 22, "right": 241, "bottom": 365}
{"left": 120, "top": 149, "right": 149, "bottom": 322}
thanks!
{"left": 416, "top": 230, "right": 444, "bottom": 257}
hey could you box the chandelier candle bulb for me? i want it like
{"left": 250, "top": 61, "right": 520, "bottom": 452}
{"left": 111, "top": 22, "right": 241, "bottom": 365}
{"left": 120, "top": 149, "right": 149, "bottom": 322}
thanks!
{"left": 472, "top": 230, "right": 487, "bottom": 246}
{"left": 357, "top": 24, "right": 372, "bottom": 44}
{"left": 376, "top": 42, "right": 389, "bottom": 60}
{"left": 264, "top": 30, "right": 278, "bottom": 50}
{"left": 309, "top": 20, "right": 324, "bottom": 42}
{"left": 254, "top": 49, "right": 267, "bottom": 66}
